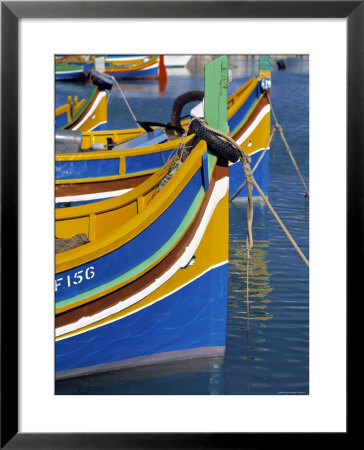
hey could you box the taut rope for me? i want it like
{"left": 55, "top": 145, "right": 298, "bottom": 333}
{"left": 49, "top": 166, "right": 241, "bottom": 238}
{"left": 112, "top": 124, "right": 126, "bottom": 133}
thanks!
{"left": 229, "top": 126, "right": 276, "bottom": 202}
{"left": 269, "top": 98, "right": 309, "bottom": 198}
{"left": 194, "top": 119, "right": 309, "bottom": 268}
{"left": 109, "top": 75, "right": 141, "bottom": 128}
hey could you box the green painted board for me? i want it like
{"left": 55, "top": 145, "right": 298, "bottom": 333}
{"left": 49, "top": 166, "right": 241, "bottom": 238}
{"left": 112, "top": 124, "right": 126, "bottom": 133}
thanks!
{"left": 259, "top": 55, "right": 271, "bottom": 71}
{"left": 204, "top": 55, "right": 229, "bottom": 134}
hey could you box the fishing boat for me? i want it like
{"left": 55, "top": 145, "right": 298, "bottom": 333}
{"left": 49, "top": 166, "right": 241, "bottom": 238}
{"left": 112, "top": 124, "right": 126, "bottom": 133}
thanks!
{"left": 55, "top": 63, "right": 85, "bottom": 81}
{"left": 55, "top": 56, "right": 271, "bottom": 206}
{"left": 55, "top": 72, "right": 113, "bottom": 131}
{"left": 55, "top": 61, "right": 93, "bottom": 81}
{"left": 56, "top": 55, "right": 162, "bottom": 79}
{"left": 55, "top": 56, "right": 238, "bottom": 380}
{"left": 105, "top": 54, "right": 191, "bottom": 68}
{"left": 97, "top": 55, "right": 161, "bottom": 79}
{"left": 228, "top": 55, "right": 271, "bottom": 200}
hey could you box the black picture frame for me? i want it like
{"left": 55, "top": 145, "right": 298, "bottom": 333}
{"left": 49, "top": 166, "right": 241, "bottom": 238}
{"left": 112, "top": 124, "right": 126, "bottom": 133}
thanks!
{"left": 1, "top": 1, "right": 358, "bottom": 448}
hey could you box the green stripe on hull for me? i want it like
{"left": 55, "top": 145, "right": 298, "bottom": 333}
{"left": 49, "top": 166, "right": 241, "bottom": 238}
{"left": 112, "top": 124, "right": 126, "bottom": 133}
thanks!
{"left": 230, "top": 97, "right": 260, "bottom": 137}
{"left": 56, "top": 64, "right": 83, "bottom": 72}
{"left": 59, "top": 86, "right": 98, "bottom": 129}
{"left": 56, "top": 186, "right": 205, "bottom": 310}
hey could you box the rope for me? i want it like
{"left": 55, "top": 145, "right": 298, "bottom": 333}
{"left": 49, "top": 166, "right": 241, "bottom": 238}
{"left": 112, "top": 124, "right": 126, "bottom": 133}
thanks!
{"left": 195, "top": 119, "right": 309, "bottom": 267}
{"left": 246, "top": 241, "right": 250, "bottom": 328}
{"left": 156, "top": 120, "right": 196, "bottom": 193}
{"left": 195, "top": 119, "right": 257, "bottom": 307}
{"left": 229, "top": 126, "right": 276, "bottom": 201}
{"left": 109, "top": 75, "right": 141, "bottom": 128}
{"left": 251, "top": 176, "right": 309, "bottom": 267}
{"left": 240, "top": 154, "right": 254, "bottom": 251}
{"left": 269, "top": 98, "right": 309, "bottom": 198}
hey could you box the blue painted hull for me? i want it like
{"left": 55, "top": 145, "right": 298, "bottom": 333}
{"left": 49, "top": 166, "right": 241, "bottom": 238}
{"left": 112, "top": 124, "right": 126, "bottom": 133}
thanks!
{"left": 55, "top": 116, "right": 106, "bottom": 132}
{"left": 227, "top": 81, "right": 270, "bottom": 198}
{"left": 105, "top": 66, "right": 158, "bottom": 79}
{"left": 90, "top": 122, "right": 107, "bottom": 132}
{"left": 229, "top": 149, "right": 270, "bottom": 199}
{"left": 56, "top": 263, "right": 228, "bottom": 376}
{"left": 228, "top": 82, "right": 262, "bottom": 133}
{"left": 55, "top": 168, "right": 203, "bottom": 304}
{"left": 55, "top": 117, "right": 106, "bottom": 132}
{"left": 55, "top": 111, "right": 68, "bottom": 128}
{"left": 55, "top": 70, "right": 85, "bottom": 81}
{"left": 56, "top": 148, "right": 174, "bottom": 181}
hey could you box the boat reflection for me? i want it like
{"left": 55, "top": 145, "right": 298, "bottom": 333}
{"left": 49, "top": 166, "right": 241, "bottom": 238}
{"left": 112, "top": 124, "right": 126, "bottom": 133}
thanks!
{"left": 229, "top": 202, "right": 273, "bottom": 325}
{"left": 55, "top": 355, "right": 225, "bottom": 395}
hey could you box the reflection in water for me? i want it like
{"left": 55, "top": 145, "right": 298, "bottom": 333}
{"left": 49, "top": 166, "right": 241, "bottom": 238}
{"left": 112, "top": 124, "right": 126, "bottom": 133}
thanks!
{"left": 227, "top": 201, "right": 275, "bottom": 394}
{"left": 56, "top": 356, "right": 226, "bottom": 395}
{"left": 229, "top": 237, "right": 274, "bottom": 382}
{"left": 229, "top": 205, "right": 274, "bottom": 324}
{"left": 208, "top": 364, "right": 225, "bottom": 395}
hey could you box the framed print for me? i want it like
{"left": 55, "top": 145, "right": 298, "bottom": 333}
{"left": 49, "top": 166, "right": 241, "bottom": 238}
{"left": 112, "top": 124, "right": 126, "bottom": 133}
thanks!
{"left": 1, "top": 0, "right": 359, "bottom": 447}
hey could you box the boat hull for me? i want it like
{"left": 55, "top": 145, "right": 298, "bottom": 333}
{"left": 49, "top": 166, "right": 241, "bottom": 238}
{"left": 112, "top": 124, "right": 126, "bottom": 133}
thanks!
{"left": 105, "top": 64, "right": 159, "bottom": 79}
{"left": 56, "top": 263, "right": 228, "bottom": 379}
{"left": 229, "top": 148, "right": 270, "bottom": 200}
{"left": 55, "top": 89, "right": 108, "bottom": 132}
{"left": 55, "top": 152, "right": 230, "bottom": 379}
{"left": 55, "top": 70, "right": 85, "bottom": 81}
{"left": 105, "top": 55, "right": 191, "bottom": 68}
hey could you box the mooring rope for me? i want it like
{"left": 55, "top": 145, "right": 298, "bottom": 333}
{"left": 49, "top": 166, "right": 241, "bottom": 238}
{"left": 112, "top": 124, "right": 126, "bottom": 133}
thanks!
{"left": 229, "top": 126, "right": 276, "bottom": 202}
{"left": 191, "top": 119, "right": 255, "bottom": 249}
{"left": 193, "top": 119, "right": 309, "bottom": 268}
{"left": 269, "top": 98, "right": 309, "bottom": 198}
{"left": 246, "top": 239, "right": 251, "bottom": 324}
{"left": 156, "top": 120, "right": 196, "bottom": 193}
{"left": 109, "top": 75, "right": 142, "bottom": 128}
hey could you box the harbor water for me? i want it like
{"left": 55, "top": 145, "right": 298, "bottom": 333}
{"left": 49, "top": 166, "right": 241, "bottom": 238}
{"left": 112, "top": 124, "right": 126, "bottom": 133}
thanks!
{"left": 55, "top": 56, "right": 309, "bottom": 395}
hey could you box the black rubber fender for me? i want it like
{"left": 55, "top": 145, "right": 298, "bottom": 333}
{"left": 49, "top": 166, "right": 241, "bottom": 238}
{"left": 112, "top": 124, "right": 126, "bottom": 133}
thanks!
{"left": 170, "top": 90, "right": 204, "bottom": 129}
{"left": 188, "top": 120, "right": 241, "bottom": 163}
{"left": 276, "top": 59, "right": 286, "bottom": 70}
{"left": 90, "top": 72, "right": 114, "bottom": 91}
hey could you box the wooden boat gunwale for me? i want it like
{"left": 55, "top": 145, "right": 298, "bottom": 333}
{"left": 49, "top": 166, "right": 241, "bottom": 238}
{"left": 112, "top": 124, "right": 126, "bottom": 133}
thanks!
{"left": 56, "top": 134, "right": 194, "bottom": 164}
{"left": 56, "top": 139, "right": 212, "bottom": 272}
{"left": 55, "top": 85, "right": 100, "bottom": 130}
{"left": 55, "top": 146, "right": 219, "bottom": 313}
{"left": 55, "top": 73, "right": 265, "bottom": 188}
{"left": 105, "top": 55, "right": 158, "bottom": 72}
{"left": 55, "top": 155, "right": 226, "bottom": 321}
{"left": 227, "top": 77, "right": 259, "bottom": 117}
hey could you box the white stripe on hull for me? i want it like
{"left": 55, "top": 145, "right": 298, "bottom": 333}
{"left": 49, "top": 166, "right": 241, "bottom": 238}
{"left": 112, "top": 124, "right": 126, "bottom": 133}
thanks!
{"left": 70, "top": 91, "right": 106, "bottom": 131}
{"left": 56, "top": 176, "right": 229, "bottom": 339}
{"left": 235, "top": 104, "right": 270, "bottom": 147}
{"left": 229, "top": 146, "right": 268, "bottom": 167}
{"left": 56, "top": 188, "right": 132, "bottom": 204}
{"left": 56, "top": 70, "right": 83, "bottom": 75}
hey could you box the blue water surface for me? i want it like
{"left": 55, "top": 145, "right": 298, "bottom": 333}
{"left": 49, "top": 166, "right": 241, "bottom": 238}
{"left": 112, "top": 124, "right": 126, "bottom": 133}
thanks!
{"left": 55, "top": 56, "right": 309, "bottom": 395}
